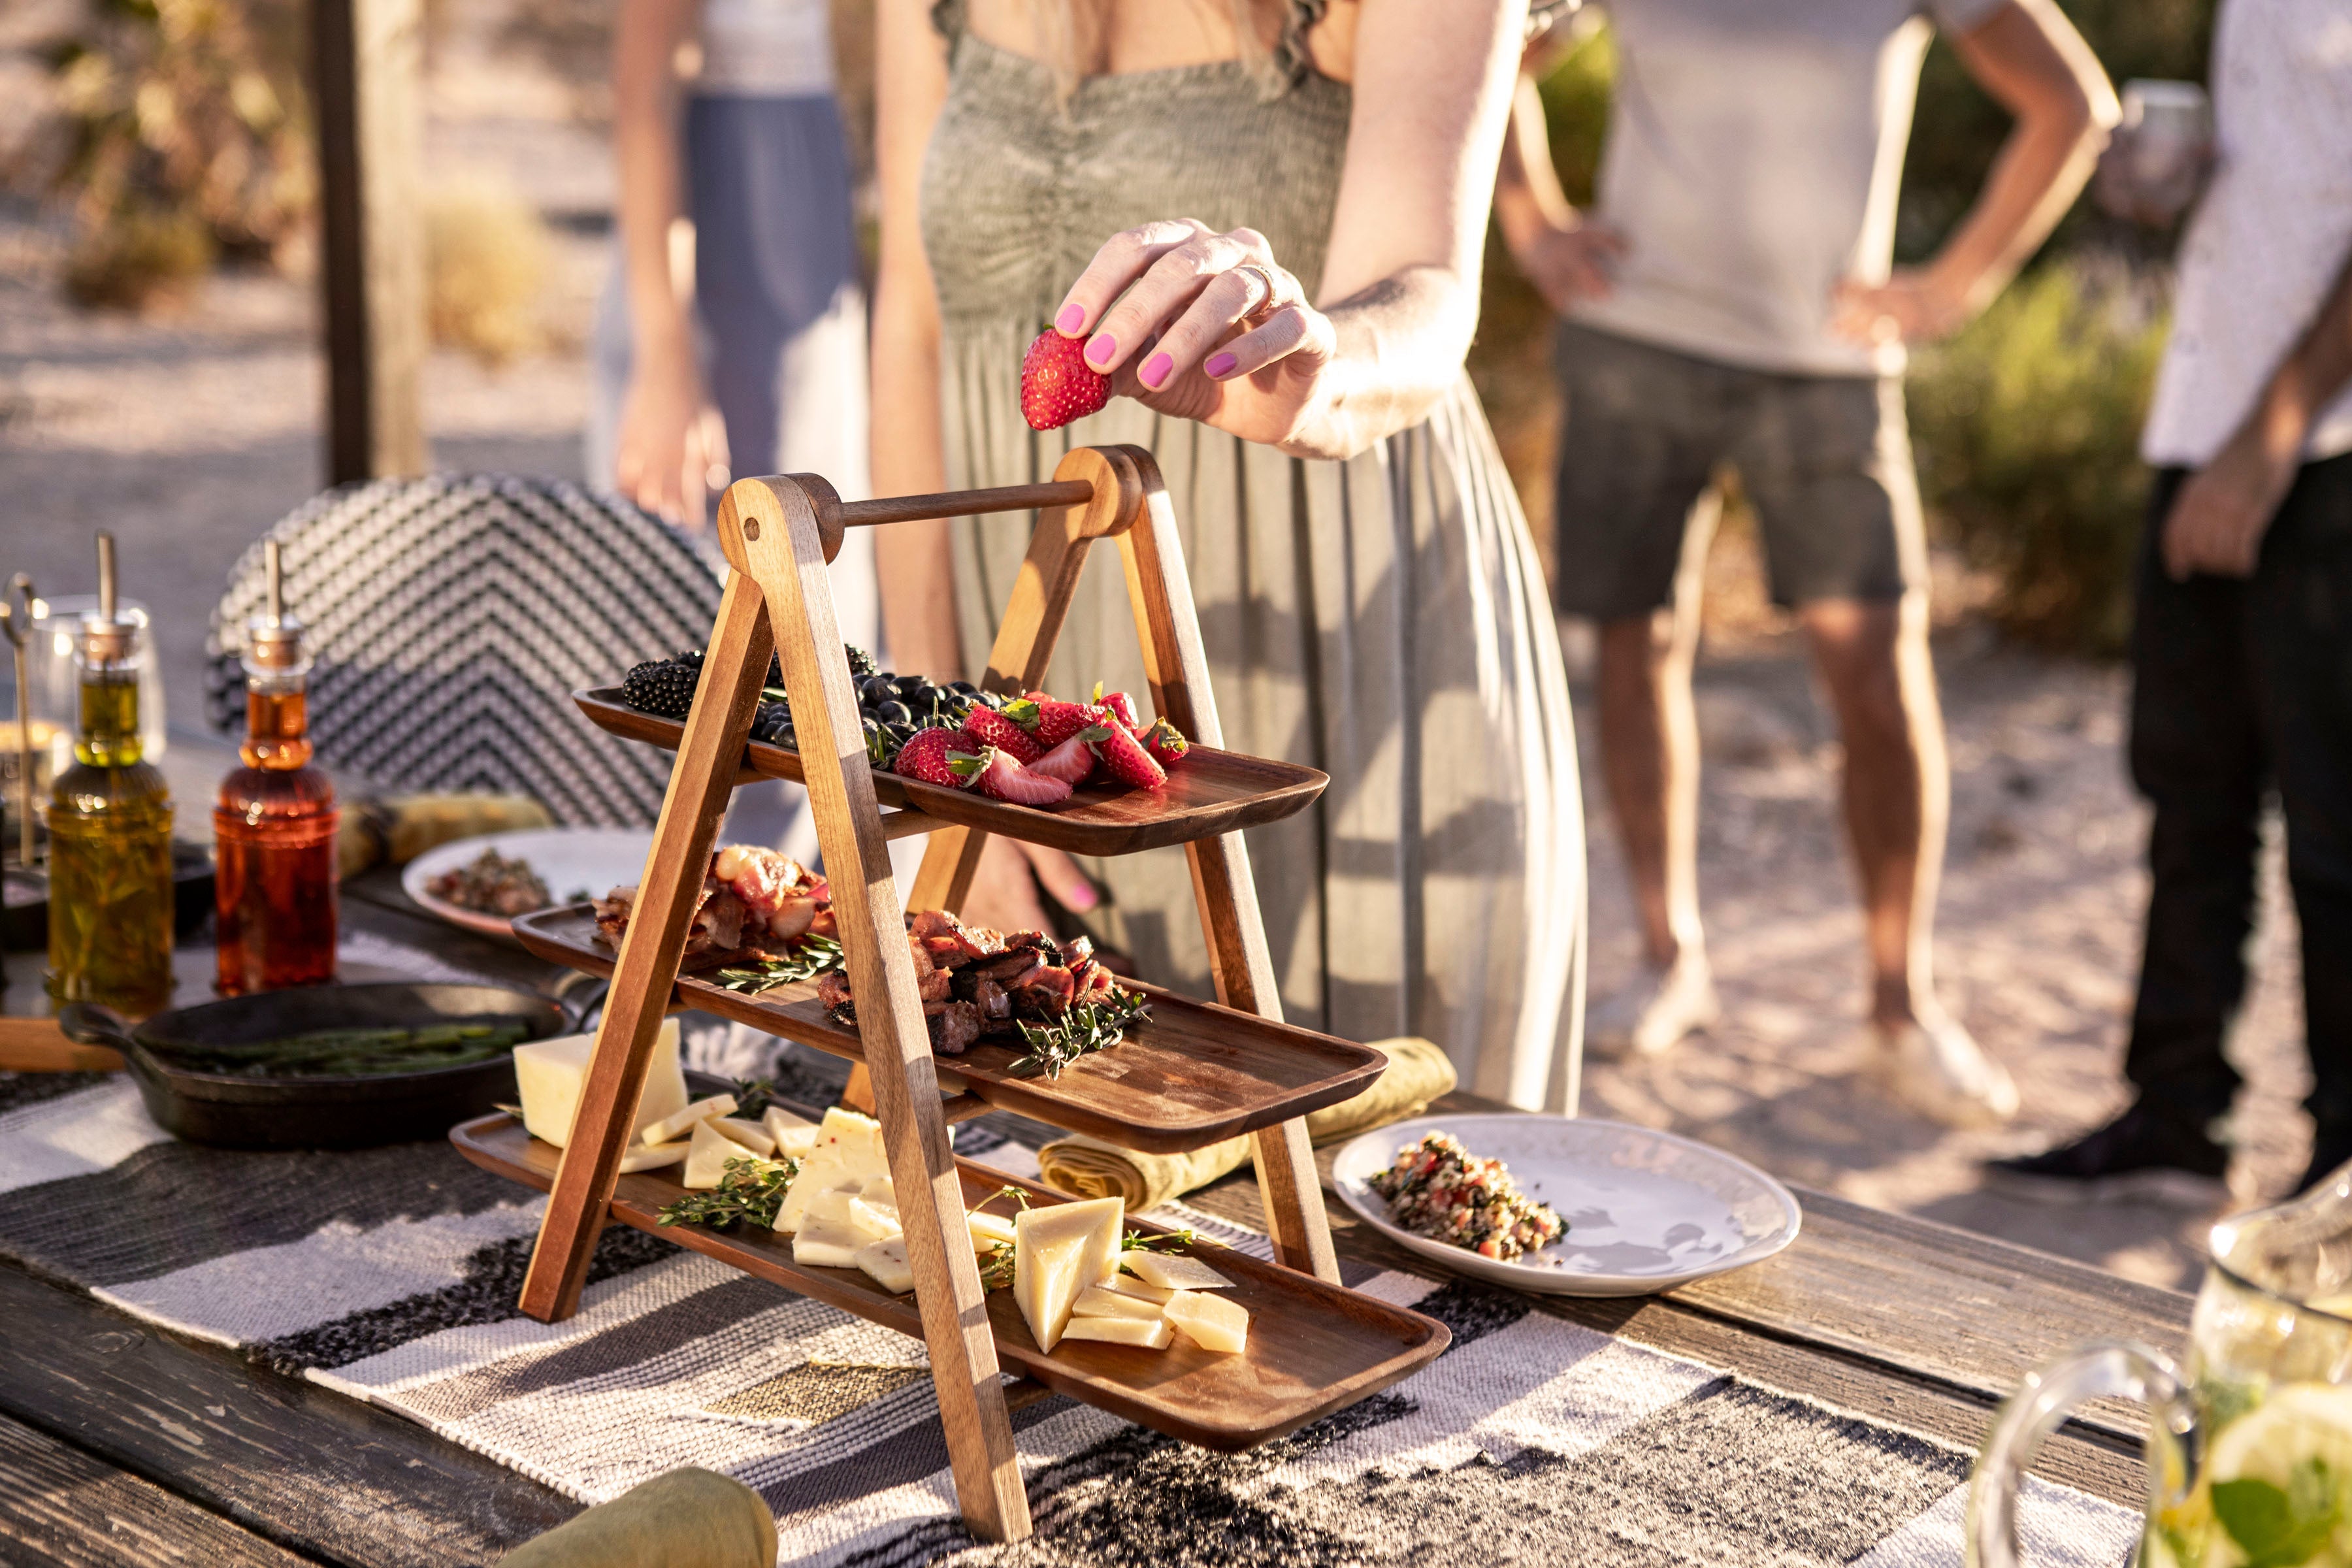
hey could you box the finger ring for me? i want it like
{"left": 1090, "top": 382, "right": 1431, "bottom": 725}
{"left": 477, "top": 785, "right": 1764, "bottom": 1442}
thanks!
{"left": 1233, "top": 263, "right": 1279, "bottom": 318}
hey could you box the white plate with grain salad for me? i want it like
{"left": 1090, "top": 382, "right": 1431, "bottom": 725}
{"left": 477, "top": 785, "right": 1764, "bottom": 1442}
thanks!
{"left": 1330, "top": 1114, "right": 1801, "bottom": 1296}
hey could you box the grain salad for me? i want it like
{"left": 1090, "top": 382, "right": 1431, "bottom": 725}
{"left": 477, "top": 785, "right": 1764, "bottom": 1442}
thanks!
{"left": 1368, "top": 1131, "right": 1566, "bottom": 1261}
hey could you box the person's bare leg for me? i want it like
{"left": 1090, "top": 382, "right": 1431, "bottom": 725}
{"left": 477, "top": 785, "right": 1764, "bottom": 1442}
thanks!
{"left": 1801, "top": 592, "right": 2012, "bottom": 1122}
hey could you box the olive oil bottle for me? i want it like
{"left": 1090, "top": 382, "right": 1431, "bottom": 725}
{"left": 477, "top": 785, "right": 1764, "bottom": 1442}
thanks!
{"left": 47, "top": 534, "right": 173, "bottom": 1016}
{"left": 214, "top": 541, "right": 338, "bottom": 994}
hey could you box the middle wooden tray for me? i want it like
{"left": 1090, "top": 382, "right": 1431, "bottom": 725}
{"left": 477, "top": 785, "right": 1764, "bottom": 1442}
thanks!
{"left": 512, "top": 905, "right": 1388, "bottom": 1152}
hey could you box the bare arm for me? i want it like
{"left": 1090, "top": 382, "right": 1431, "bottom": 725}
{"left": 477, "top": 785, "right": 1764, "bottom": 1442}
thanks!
{"left": 869, "top": 0, "right": 960, "bottom": 679}
{"left": 1492, "top": 47, "right": 1625, "bottom": 314}
{"left": 1834, "top": 0, "right": 2117, "bottom": 343}
{"left": 2164, "top": 244, "right": 2352, "bottom": 579}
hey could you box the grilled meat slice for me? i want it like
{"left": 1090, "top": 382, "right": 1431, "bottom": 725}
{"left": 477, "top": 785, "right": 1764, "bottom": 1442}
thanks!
{"left": 909, "top": 908, "right": 1004, "bottom": 962}
{"left": 816, "top": 970, "right": 856, "bottom": 1011}
{"left": 926, "top": 1000, "right": 983, "bottom": 1054}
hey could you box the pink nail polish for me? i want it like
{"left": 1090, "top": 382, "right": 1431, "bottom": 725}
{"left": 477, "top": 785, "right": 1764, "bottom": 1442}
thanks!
{"left": 1204, "top": 351, "right": 1237, "bottom": 379}
{"left": 1055, "top": 303, "right": 1085, "bottom": 335}
{"left": 1140, "top": 351, "right": 1173, "bottom": 389}
{"left": 1085, "top": 333, "right": 1118, "bottom": 368}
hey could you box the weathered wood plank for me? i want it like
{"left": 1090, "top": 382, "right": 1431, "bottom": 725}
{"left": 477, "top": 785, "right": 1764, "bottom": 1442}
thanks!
{"left": 0, "top": 1267, "right": 578, "bottom": 1567}
{"left": 0, "top": 1410, "right": 312, "bottom": 1567}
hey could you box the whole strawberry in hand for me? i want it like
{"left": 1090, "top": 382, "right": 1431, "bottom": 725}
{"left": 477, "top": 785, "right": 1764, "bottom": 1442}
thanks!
{"left": 1020, "top": 329, "right": 1111, "bottom": 431}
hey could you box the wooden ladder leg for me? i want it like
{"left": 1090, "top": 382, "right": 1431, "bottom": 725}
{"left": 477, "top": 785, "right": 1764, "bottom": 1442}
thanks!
{"left": 1108, "top": 445, "right": 1342, "bottom": 1283}
{"left": 725, "top": 475, "right": 1030, "bottom": 1543}
{"left": 519, "top": 574, "right": 775, "bottom": 1322}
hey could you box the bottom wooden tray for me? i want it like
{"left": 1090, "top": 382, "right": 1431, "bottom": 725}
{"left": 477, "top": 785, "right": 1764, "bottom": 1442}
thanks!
{"left": 451, "top": 1112, "right": 1448, "bottom": 1450}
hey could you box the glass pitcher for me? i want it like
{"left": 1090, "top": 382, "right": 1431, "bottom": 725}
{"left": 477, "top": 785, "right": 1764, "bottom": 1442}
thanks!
{"left": 1971, "top": 1166, "right": 2352, "bottom": 1567}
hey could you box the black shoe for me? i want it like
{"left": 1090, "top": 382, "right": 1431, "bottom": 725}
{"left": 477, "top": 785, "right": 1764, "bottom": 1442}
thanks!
{"left": 2295, "top": 1126, "right": 2352, "bottom": 1199}
{"left": 1986, "top": 1101, "right": 2230, "bottom": 1206}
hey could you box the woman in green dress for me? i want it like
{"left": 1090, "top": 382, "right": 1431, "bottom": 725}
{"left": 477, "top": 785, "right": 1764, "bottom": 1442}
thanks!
{"left": 871, "top": 0, "right": 1586, "bottom": 1110}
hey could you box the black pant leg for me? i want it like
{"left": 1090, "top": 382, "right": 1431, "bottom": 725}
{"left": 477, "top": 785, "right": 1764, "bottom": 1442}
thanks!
{"left": 2123, "top": 468, "right": 2268, "bottom": 1121}
{"left": 2244, "top": 452, "right": 2352, "bottom": 1140}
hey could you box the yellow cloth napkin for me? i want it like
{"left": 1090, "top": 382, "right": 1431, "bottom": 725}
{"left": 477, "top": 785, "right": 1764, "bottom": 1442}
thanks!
{"left": 496, "top": 1469, "right": 776, "bottom": 1568}
{"left": 1036, "top": 1036, "right": 1458, "bottom": 1211}
{"left": 336, "top": 792, "right": 553, "bottom": 879}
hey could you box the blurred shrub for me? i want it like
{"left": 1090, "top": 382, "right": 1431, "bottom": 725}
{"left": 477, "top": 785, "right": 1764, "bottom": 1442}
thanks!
{"left": 1908, "top": 261, "right": 2167, "bottom": 654}
{"left": 425, "top": 174, "right": 552, "bottom": 365}
{"left": 48, "top": 0, "right": 313, "bottom": 310}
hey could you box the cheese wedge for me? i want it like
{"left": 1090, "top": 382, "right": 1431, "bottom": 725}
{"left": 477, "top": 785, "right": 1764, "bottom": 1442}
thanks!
{"left": 1162, "top": 1290, "right": 1249, "bottom": 1354}
{"left": 855, "top": 1236, "right": 915, "bottom": 1294}
{"left": 1119, "top": 1250, "right": 1234, "bottom": 1292}
{"left": 860, "top": 1174, "right": 897, "bottom": 1205}
{"left": 1013, "top": 1197, "right": 1123, "bottom": 1352}
{"left": 513, "top": 1019, "right": 687, "bottom": 1148}
{"left": 851, "top": 1194, "right": 902, "bottom": 1241}
{"left": 792, "top": 1219, "right": 864, "bottom": 1269}
{"left": 764, "top": 1107, "right": 818, "bottom": 1159}
{"left": 639, "top": 1090, "right": 736, "bottom": 1148}
{"left": 772, "top": 1109, "right": 887, "bottom": 1234}
{"left": 617, "top": 1141, "right": 688, "bottom": 1173}
{"left": 1100, "top": 1272, "right": 1174, "bottom": 1305}
{"left": 967, "top": 1211, "right": 1017, "bottom": 1252}
{"left": 1062, "top": 1316, "right": 1173, "bottom": 1349}
{"left": 1071, "top": 1285, "right": 1165, "bottom": 1322}
{"left": 711, "top": 1117, "right": 776, "bottom": 1156}
{"left": 683, "top": 1117, "right": 749, "bottom": 1189}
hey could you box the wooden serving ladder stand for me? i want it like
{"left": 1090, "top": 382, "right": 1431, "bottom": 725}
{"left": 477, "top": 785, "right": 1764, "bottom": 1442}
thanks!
{"left": 512, "top": 448, "right": 1358, "bottom": 1543}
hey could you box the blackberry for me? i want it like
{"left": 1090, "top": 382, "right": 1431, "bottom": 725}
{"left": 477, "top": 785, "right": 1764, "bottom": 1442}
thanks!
{"left": 622, "top": 659, "right": 699, "bottom": 719}
{"left": 845, "top": 644, "right": 878, "bottom": 678}
{"left": 675, "top": 649, "right": 707, "bottom": 670}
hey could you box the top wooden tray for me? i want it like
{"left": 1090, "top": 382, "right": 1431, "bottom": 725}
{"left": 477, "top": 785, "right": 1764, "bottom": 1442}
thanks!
{"left": 576, "top": 688, "right": 1327, "bottom": 857}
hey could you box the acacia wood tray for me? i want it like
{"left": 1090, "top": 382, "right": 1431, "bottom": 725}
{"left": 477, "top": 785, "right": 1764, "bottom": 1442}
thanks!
{"left": 450, "top": 1110, "right": 1448, "bottom": 1450}
{"left": 511, "top": 905, "right": 1388, "bottom": 1152}
{"left": 576, "top": 688, "right": 1328, "bottom": 858}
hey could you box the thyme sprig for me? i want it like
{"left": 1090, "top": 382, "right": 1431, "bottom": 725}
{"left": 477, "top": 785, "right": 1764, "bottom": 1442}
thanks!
{"left": 1121, "top": 1227, "right": 1196, "bottom": 1257}
{"left": 1006, "top": 989, "right": 1152, "bottom": 1080}
{"left": 973, "top": 1186, "right": 1030, "bottom": 1290}
{"left": 710, "top": 934, "right": 844, "bottom": 995}
{"left": 729, "top": 1076, "right": 777, "bottom": 1120}
{"left": 656, "top": 1154, "right": 800, "bottom": 1231}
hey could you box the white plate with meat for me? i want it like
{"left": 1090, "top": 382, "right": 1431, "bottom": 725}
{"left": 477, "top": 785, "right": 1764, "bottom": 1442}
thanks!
{"left": 404, "top": 828, "right": 656, "bottom": 942}
{"left": 1330, "top": 1114, "right": 1801, "bottom": 1297}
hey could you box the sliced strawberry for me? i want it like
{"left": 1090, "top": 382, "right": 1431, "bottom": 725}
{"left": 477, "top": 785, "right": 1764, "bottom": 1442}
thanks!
{"left": 1141, "top": 716, "right": 1190, "bottom": 767}
{"left": 948, "top": 747, "right": 1075, "bottom": 806}
{"left": 1090, "top": 683, "right": 1142, "bottom": 732}
{"left": 894, "top": 726, "right": 977, "bottom": 787}
{"left": 1030, "top": 729, "right": 1102, "bottom": 786}
{"left": 1019, "top": 330, "right": 1111, "bottom": 431}
{"left": 1027, "top": 695, "right": 1099, "bottom": 749}
{"left": 962, "top": 706, "right": 1042, "bottom": 764}
{"left": 1091, "top": 721, "right": 1168, "bottom": 790}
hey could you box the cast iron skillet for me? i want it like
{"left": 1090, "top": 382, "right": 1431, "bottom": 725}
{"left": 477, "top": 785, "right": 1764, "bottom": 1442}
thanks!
{"left": 58, "top": 983, "right": 580, "bottom": 1151}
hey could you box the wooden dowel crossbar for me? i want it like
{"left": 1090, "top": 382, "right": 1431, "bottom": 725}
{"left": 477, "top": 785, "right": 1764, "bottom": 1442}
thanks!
{"left": 838, "top": 480, "right": 1096, "bottom": 529}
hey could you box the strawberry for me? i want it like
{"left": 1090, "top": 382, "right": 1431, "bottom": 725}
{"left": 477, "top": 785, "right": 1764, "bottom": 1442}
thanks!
{"left": 1032, "top": 728, "right": 1103, "bottom": 786}
{"left": 894, "top": 726, "right": 976, "bottom": 787}
{"left": 1019, "top": 330, "right": 1111, "bottom": 431}
{"left": 1021, "top": 694, "right": 1099, "bottom": 749}
{"left": 962, "top": 706, "right": 1042, "bottom": 764}
{"left": 1141, "top": 716, "right": 1190, "bottom": 767}
{"left": 949, "top": 747, "right": 1075, "bottom": 806}
{"left": 1090, "top": 683, "right": 1142, "bottom": 732}
{"left": 1091, "top": 721, "right": 1168, "bottom": 790}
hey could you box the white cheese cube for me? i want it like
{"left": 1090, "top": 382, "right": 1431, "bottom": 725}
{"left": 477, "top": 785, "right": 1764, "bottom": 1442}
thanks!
{"left": 1071, "top": 1285, "right": 1165, "bottom": 1322}
{"left": 1101, "top": 1272, "right": 1174, "bottom": 1305}
{"left": 1013, "top": 1197, "right": 1123, "bottom": 1352}
{"left": 638, "top": 1091, "right": 736, "bottom": 1148}
{"left": 792, "top": 1219, "right": 865, "bottom": 1269}
{"left": 617, "top": 1141, "right": 688, "bottom": 1173}
{"left": 967, "top": 1211, "right": 1017, "bottom": 1252}
{"left": 1119, "top": 1250, "right": 1235, "bottom": 1292}
{"left": 1061, "top": 1315, "right": 1173, "bottom": 1349}
{"left": 855, "top": 1236, "right": 915, "bottom": 1294}
{"left": 683, "top": 1117, "right": 746, "bottom": 1189}
{"left": 1162, "top": 1290, "right": 1249, "bottom": 1354}
{"left": 764, "top": 1107, "right": 818, "bottom": 1159}
{"left": 774, "top": 1108, "right": 888, "bottom": 1233}
{"left": 711, "top": 1117, "right": 776, "bottom": 1156}
{"left": 512, "top": 1018, "right": 687, "bottom": 1148}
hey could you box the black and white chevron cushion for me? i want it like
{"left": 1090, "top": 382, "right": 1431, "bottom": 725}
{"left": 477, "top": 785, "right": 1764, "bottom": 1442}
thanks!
{"left": 206, "top": 475, "right": 724, "bottom": 827}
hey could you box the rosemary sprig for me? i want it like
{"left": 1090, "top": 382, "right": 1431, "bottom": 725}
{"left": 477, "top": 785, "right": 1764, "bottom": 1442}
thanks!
{"left": 709, "top": 934, "right": 845, "bottom": 995}
{"left": 973, "top": 1186, "right": 1030, "bottom": 1290}
{"left": 656, "top": 1154, "right": 800, "bottom": 1231}
{"left": 1006, "top": 989, "right": 1152, "bottom": 1080}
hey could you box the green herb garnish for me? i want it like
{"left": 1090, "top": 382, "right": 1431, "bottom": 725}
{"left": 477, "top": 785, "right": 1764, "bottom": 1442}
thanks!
{"left": 2214, "top": 1458, "right": 2344, "bottom": 1568}
{"left": 710, "top": 934, "right": 845, "bottom": 995}
{"left": 1122, "top": 1227, "right": 1194, "bottom": 1256}
{"left": 730, "top": 1077, "right": 777, "bottom": 1120}
{"left": 656, "top": 1154, "right": 800, "bottom": 1231}
{"left": 1006, "top": 989, "right": 1151, "bottom": 1080}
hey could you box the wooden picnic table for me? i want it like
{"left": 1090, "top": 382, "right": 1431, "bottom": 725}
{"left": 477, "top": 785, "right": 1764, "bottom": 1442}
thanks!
{"left": 0, "top": 868, "right": 2183, "bottom": 1565}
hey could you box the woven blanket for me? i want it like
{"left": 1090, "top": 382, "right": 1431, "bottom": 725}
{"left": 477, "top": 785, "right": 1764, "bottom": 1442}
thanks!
{"left": 0, "top": 1066, "right": 2141, "bottom": 1567}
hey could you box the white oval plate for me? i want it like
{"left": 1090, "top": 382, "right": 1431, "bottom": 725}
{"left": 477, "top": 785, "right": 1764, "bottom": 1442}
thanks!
{"left": 402, "top": 827, "right": 656, "bottom": 943}
{"left": 1331, "top": 1113, "right": 1802, "bottom": 1297}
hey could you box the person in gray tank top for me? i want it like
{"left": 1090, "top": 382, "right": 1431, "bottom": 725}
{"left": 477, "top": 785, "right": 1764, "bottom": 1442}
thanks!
{"left": 870, "top": 0, "right": 1586, "bottom": 1109}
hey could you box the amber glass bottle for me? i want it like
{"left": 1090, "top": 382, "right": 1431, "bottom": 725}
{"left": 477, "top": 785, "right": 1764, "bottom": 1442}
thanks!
{"left": 47, "top": 536, "right": 174, "bottom": 1016}
{"left": 214, "top": 543, "right": 337, "bottom": 994}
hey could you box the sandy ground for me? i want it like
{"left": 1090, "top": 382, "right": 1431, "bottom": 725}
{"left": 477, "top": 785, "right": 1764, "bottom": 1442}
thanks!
{"left": 0, "top": 19, "right": 2315, "bottom": 1295}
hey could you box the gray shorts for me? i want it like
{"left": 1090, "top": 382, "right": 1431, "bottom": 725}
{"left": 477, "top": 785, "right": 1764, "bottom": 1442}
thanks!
{"left": 1550, "top": 321, "right": 1929, "bottom": 619}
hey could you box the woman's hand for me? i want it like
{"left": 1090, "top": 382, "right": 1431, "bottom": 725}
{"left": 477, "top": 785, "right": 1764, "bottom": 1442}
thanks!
{"left": 613, "top": 346, "right": 730, "bottom": 530}
{"left": 1512, "top": 218, "right": 1626, "bottom": 314}
{"left": 954, "top": 835, "right": 1102, "bottom": 935}
{"left": 1050, "top": 220, "right": 1341, "bottom": 451}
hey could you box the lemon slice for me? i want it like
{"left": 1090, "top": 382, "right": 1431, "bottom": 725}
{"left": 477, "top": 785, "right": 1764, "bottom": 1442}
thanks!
{"left": 2209, "top": 1386, "right": 2352, "bottom": 1491}
{"left": 2203, "top": 1384, "right": 2352, "bottom": 1567}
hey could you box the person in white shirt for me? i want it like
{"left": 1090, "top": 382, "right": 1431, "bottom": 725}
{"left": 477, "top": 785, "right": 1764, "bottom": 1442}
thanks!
{"left": 1496, "top": 0, "right": 2115, "bottom": 1128}
{"left": 1996, "top": 0, "right": 2352, "bottom": 1200}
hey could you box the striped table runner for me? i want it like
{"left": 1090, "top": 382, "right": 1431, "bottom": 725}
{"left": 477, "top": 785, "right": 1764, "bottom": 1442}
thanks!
{"left": 0, "top": 1068, "right": 2140, "bottom": 1566}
